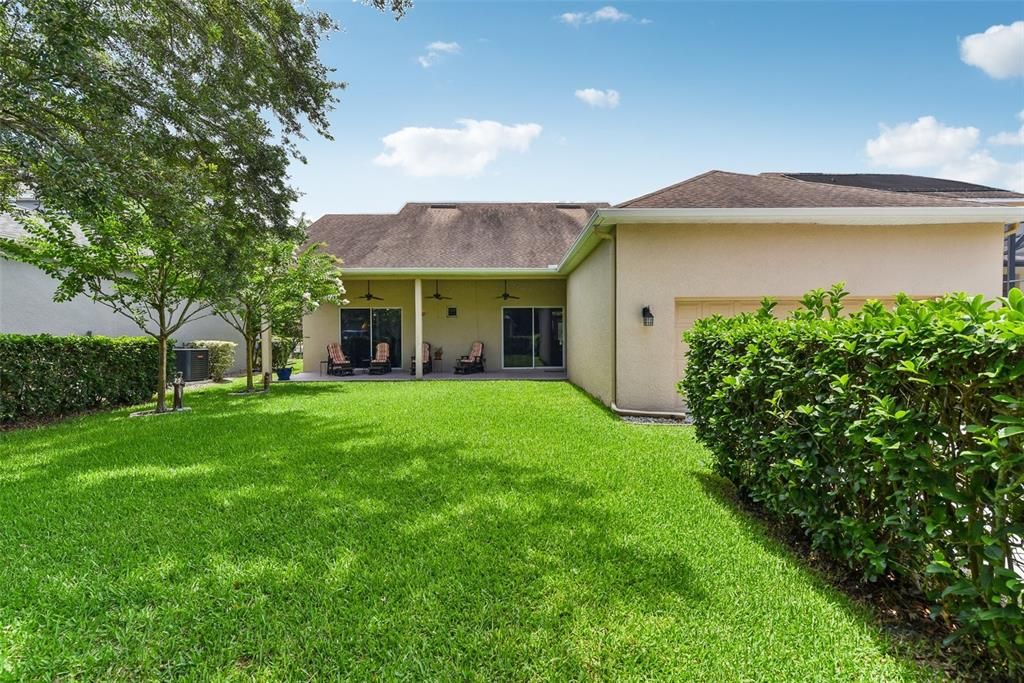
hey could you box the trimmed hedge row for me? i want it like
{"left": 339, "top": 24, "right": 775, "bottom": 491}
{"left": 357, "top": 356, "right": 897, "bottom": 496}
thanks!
{"left": 0, "top": 334, "right": 168, "bottom": 424}
{"left": 682, "top": 287, "right": 1024, "bottom": 666}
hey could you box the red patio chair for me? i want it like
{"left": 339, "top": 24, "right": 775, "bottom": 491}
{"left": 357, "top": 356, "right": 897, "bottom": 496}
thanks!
{"left": 409, "top": 341, "right": 433, "bottom": 375}
{"left": 454, "top": 341, "right": 485, "bottom": 374}
{"left": 326, "top": 343, "right": 353, "bottom": 376}
{"left": 368, "top": 341, "right": 392, "bottom": 375}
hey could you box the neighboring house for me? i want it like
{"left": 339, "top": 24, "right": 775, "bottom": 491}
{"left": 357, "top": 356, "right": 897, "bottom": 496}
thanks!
{"left": 0, "top": 199, "right": 245, "bottom": 371}
{"left": 305, "top": 170, "right": 1023, "bottom": 414}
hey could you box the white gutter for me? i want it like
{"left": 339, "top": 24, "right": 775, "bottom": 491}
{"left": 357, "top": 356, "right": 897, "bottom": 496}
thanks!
{"left": 555, "top": 210, "right": 613, "bottom": 274}
{"left": 343, "top": 266, "right": 561, "bottom": 279}
{"left": 594, "top": 206, "right": 1024, "bottom": 226}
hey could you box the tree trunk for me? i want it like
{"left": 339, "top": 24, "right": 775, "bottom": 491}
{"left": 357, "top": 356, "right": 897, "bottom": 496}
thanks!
{"left": 156, "top": 335, "right": 168, "bottom": 412}
{"left": 245, "top": 335, "right": 255, "bottom": 392}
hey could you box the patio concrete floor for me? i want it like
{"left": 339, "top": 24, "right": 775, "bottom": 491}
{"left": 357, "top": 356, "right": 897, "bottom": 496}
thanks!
{"left": 291, "top": 368, "right": 567, "bottom": 382}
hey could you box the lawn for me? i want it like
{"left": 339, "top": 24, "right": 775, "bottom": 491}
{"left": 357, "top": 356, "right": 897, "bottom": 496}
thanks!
{"left": 0, "top": 381, "right": 935, "bottom": 680}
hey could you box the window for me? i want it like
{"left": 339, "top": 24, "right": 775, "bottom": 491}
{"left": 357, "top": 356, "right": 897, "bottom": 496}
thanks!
{"left": 446, "top": 306, "right": 458, "bottom": 318}
{"left": 502, "top": 307, "right": 564, "bottom": 369}
{"left": 340, "top": 308, "right": 402, "bottom": 368}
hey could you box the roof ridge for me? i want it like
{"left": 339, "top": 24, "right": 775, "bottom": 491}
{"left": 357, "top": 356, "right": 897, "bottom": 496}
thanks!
{"left": 617, "top": 170, "right": 737, "bottom": 208}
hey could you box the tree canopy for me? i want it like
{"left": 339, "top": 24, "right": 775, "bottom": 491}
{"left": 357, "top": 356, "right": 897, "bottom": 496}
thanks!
{"left": 0, "top": 0, "right": 411, "bottom": 235}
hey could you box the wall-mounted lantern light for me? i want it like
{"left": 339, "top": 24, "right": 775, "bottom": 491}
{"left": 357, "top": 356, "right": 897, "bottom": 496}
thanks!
{"left": 642, "top": 305, "right": 654, "bottom": 327}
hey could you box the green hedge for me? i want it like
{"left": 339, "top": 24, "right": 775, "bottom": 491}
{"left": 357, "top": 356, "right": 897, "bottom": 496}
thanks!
{"left": 0, "top": 334, "right": 168, "bottom": 424}
{"left": 184, "top": 340, "right": 236, "bottom": 381}
{"left": 682, "top": 287, "right": 1024, "bottom": 667}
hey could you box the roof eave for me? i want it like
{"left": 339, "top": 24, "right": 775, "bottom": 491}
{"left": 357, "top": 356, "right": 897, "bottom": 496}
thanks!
{"left": 342, "top": 266, "right": 563, "bottom": 279}
{"left": 555, "top": 205, "right": 1024, "bottom": 276}
{"left": 594, "top": 206, "right": 1024, "bottom": 225}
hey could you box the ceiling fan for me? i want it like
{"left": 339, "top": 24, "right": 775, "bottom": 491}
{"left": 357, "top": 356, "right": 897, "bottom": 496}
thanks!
{"left": 496, "top": 280, "right": 520, "bottom": 300}
{"left": 427, "top": 280, "right": 452, "bottom": 301}
{"left": 359, "top": 282, "right": 384, "bottom": 301}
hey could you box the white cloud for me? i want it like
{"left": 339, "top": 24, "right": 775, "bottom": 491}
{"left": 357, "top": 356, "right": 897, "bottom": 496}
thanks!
{"left": 559, "top": 11, "right": 586, "bottom": 26}
{"left": 417, "top": 41, "right": 461, "bottom": 68}
{"left": 373, "top": 119, "right": 543, "bottom": 177}
{"left": 592, "top": 6, "right": 629, "bottom": 22}
{"left": 865, "top": 116, "right": 979, "bottom": 168}
{"left": 960, "top": 21, "right": 1024, "bottom": 79}
{"left": 865, "top": 114, "right": 1024, "bottom": 192}
{"left": 575, "top": 88, "right": 621, "bottom": 108}
{"left": 941, "top": 152, "right": 1024, "bottom": 193}
{"left": 989, "top": 110, "right": 1024, "bottom": 145}
{"left": 559, "top": 6, "right": 649, "bottom": 26}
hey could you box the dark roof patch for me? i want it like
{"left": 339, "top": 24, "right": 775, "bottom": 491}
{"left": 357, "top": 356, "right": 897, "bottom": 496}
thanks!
{"left": 308, "top": 202, "right": 608, "bottom": 269}
{"left": 775, "top": 173, "right": 1024, "bottom": 199}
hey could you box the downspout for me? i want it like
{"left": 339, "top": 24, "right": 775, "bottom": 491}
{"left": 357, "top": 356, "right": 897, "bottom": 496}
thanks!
{"left": 611, "top": 402, "right": 688, "bottom": 419}
{"left": 1007, "top": 224, "right": 1019, "bottom": 295}
{"left": 607, "top": 226, "right": 688, "bottom": 421}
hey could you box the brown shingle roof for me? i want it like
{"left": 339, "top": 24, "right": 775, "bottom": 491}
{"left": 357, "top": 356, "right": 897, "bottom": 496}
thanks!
{"left": 617, "top": 170, "right": 977, "bottom": 209}
{"left": 308, "top": 202, "right": 607, "bottom": 269}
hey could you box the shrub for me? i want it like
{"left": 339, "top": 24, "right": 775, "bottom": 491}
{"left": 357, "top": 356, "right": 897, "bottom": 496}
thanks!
{"left": 254, "top": 337, "right": 296, "bottom": 370}
{"left": 272, "top": 337, "right": 296, "bottom": 369}
{"left": 682, "top": 286, "right": 1024, "bottom": 667}
{"left": 0, "top": 334, "right": 171, "bottom": 425}
{"left": 184, "top": 340, "right": 236, "bottom": 381}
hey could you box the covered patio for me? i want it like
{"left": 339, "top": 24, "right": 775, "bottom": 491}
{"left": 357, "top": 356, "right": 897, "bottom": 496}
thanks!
{"left": 292, "top": 367, "right": 567, "bottom": 382}
{"left": 304, "top": 276, "right": 568, "bottom": 380}
{"left": 300, "top": 201, "right": 602, "bottom": 387}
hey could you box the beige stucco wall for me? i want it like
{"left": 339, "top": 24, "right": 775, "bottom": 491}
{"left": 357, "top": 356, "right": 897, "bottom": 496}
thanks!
{"left": 566, "top": 238, "right": 615, "bottom": 404}
{"left": 303, "top": 278, "right": 566, "bottom": 373}
{"left": 614, "top": 222, "right": 1006, "bottom": 413}
{"left": 0, "top": 258, "right": 246, "bottom": 371}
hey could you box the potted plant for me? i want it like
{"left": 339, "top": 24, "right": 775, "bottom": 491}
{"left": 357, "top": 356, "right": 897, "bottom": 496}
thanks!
{"left": 272, "top": 337, "right": 296, "bottom": 380}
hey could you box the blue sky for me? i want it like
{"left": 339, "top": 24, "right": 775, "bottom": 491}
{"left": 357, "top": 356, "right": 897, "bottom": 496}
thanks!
{"left": 290, "top": 1, "right": 1024, "bottom": 218}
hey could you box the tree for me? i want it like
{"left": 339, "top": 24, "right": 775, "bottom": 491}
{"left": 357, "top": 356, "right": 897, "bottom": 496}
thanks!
{"left": 0, "top": 0, "right": 411, "bottom": 237}
{"left": 1, "top": 203, "right": 242, "bottom": 412}
{"left": 216, "top": 236, "right": 346, "bottom": 393}
{"left": 0, "top": 0, "right": 406, "bottom": 410}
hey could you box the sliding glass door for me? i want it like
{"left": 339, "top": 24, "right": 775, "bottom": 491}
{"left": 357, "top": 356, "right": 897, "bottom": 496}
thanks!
{"left": 502, "top": 307, "right": 564, "bottom": 369}
{"left": 340, "top": 308, "right": 402, "bottom": 368}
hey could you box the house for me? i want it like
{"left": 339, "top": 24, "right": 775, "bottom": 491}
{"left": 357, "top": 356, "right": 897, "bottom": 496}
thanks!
{"left": 767, "top": 173, "right": 1024, "bottom": 294}
{"left": 305, "top": 170, "right": 1023, "bottom": 414}
{"left": 0, "top": 199, "right": 245, "bottom": 370}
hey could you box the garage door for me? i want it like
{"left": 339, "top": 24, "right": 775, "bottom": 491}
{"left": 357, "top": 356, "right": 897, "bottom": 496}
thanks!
{"left": 673, "top": 297, "right": 892, "bottom": 410}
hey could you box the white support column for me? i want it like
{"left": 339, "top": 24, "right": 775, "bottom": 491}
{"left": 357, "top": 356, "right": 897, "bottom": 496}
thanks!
{"left": 414, "top": 278, "right": 423, "bottom": 379}
{"left": 261, "top": 315, "right": 273, "bottom": 386}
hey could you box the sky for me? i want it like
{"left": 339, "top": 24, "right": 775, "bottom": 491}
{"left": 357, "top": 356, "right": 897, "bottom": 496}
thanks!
{"left": 288, "top": 1, "right": 1024, "bottom": 218}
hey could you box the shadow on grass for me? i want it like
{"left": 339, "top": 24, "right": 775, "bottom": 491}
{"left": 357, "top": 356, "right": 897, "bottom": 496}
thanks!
{"left": 0, "top": 381, "right": 705, "bottom": 678}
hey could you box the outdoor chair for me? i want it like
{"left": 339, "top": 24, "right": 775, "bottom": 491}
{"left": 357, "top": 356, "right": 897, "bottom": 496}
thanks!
{"left": 368, "top": 341, "right": 392, "bottom": 375}
{"left": 454, "top": 341, "right": 485, "bottom": 374}
{"left": 326, "top": 343, "right": 353, "bottom": 376}
{"left": 409, "top": 341, "right": 433, "bottom": 375}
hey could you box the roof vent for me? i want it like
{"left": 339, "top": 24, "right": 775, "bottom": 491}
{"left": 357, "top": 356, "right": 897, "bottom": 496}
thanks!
{"left": 429, "top": 203, "right": 458, "bottom": 209}
{"left": 555, "top": 203, "right": 582, "bottom": 209}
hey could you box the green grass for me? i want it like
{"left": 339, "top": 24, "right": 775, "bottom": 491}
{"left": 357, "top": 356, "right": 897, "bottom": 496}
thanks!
{"left": 0, "top": 382, "right": 935, "bottom": 680}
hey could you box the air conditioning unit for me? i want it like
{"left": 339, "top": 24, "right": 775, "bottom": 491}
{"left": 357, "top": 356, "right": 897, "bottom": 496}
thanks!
{"left": 175, "top": 347, "right": 210, "bottom": 382}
